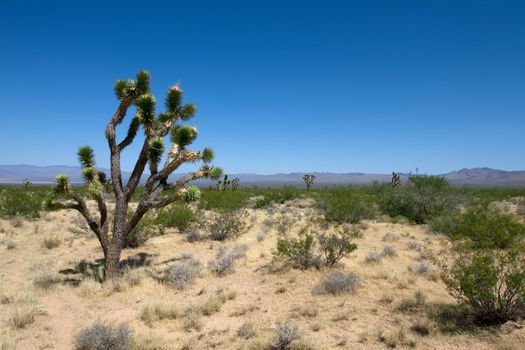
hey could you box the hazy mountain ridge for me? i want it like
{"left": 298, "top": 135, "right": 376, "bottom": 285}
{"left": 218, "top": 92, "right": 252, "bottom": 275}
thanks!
{"left": 1, "top": 165, "right": 524, "bottom": 187}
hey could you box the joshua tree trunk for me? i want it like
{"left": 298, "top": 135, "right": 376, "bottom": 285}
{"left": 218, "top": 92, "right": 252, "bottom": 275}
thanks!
{"left": 44, "top": 70, "right": 222, "bottom": 280}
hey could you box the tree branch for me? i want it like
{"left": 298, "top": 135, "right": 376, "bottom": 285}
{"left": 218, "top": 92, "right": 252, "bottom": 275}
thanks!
{"left": 105, "top": 96, "right": 134, "bottom": 198}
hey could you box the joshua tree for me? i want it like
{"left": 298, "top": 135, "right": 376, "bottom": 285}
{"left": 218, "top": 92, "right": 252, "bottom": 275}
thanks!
{"left": 231, "top": 177, "right": 240, "bottom": 191}
{"left": 43, "top": 70, "right": 222, "bottom": 280}
{"left": 391, "top": 172, "right": 401, "bottom": 188}
{"left": 303, "top": 174, "right": 316, "bottom": 191}
{"left": 217, "top": 174, "right": 231, "bottom": 192}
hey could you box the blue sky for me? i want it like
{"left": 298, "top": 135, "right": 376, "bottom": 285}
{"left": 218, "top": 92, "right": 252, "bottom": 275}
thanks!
{"left": 1, "top": 0, "right": 524, "bottom": 174}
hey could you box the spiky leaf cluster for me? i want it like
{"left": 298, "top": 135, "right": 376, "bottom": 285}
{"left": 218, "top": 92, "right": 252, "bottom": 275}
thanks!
{"left": 54, "top": 174, "right": 71, "bottom": 195}
{"left": 78, "top": 146, "right": 95, "bottom": 168}
{"left": 209, "top": 167, "right": 224, "bottom": 181}
{"left": 201, "top": 147, "right": 214, "bottom": 163}
{"left": 166, "top": 86, "right": 183, "bottom": 113}
{"left": 135, "top": 70, "right": 150, "bottom": 95}
{"left": 184, "top": 185, "right": 201, "bottom": 202}
{"left": 171, "top": 125, "right": 197, "bottom": 148}
{"left": 148, "top": 137, "right": 165, "bottom": 165}
{"left": 136, "top": 94, "right": 156, "bottom": 126}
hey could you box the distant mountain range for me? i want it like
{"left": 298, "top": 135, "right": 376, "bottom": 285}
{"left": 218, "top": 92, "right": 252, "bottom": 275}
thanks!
{"left": 1, "top": 165, "right": 525, "bottom": 188}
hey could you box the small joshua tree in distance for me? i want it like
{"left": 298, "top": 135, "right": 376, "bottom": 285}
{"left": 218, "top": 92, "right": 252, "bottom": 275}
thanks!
{"left": 391, "top": 172, "right": 401, "bottom": 188}
{"left": 43, "top": 70, "right": 223, "bottom": 280}
{"left": 303, "top": 174, "right": 316, "bottom": 191}
{"left": 231, "top": 177, "right": 240, "bottom": 191}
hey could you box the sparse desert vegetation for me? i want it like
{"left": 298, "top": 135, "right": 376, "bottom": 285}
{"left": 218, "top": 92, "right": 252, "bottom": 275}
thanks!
{"left": 1, "top": 180, "right": 525, "bottom": 349}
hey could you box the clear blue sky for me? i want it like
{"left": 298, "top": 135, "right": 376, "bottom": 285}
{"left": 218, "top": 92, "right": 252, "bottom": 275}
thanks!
{"left": 1, "top": 0, "right": 524, "bottom": 174}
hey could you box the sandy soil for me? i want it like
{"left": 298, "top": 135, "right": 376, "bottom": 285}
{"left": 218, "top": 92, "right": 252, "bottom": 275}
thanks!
{"left": 0, "top": 200, "right": 523, "bottom": 349}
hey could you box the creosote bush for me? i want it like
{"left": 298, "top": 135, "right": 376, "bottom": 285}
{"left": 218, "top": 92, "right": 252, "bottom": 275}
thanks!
{"left": 74, "top": 320, "right": 132, "bottom": 350}
{"left": 441, "top": 246, "right": 525, "bottom": 325}
{"left": 316, "top": 188, "right": 376, "bottom": 224}
{"left": 380, "top": 175, "right": 462, "bottom": 224}
{"left": 155, "top": 203, "right": 197, "bottom": 232}
{"left": 317, "top": 230, "right": 358, "bottom": 266}
{"left": 276, "top": 232, "right": 320, "bottom": 269}
{"left": 205, "top": 209, "right": 249, "bottom": 241}
{"left": 431, "top": 206, "right": 525, "bottom": 249}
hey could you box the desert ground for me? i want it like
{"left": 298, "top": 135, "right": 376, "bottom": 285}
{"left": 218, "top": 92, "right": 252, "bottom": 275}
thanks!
{"left": 0, "top": 196, "right": 524, "bottom": 350}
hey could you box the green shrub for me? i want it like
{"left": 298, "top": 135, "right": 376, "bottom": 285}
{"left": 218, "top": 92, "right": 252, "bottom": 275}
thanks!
{"left": 204, "top": 209, "right": 249, "bottom": 241}
{"left": 431, "top": 206, "right": 525, "bottom": 249}
{"left": 316, "top": 188, "right": 376, "bottom": 224}
{"left": 0, "top": 186, "right": 46, "bottom": 219}
{"left": 379, "top": 175, "right": 462, "bottom": 224}
{"left": 124, "top": 215, "right": 159, "bottom": 248}
{"left": 198, "top": 189, "right": 250, "bottom": 211}
{"left": 276, "top": 232, "right": 320, "bottom": 269}
{"left": 155, "top": 203, "right": 196, "bottom": 232}
{"left": 317, "top": 230, "right": 358, "bottom": 266}
{"left": 441, "top": 246, "right": 525, "bottom": 325}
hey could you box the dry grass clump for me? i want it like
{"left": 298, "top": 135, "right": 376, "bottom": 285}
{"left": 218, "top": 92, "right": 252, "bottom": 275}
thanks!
{"left": 396, "top": 290, "right": 427, "bottom": 314}
{"left": 364, "top": 251, "right": 382, "bottom": 263}
{"left": 33, "top": 272, "right": 64, "bottom": 290}
{"left": 382, "top": 233, "right": 399, "bottom": 242}
{"left": 165, "top": 256, "right": 201, "bottom": 288}
{"left": 314, "top": 271, "right": 359, "bottom": 295}
{"left": 103, "top": 268, "right": 144, "bottom": 294}
{"left": 129, "top": 332, "right": 170, "bottom": 350}
{"left": 182, "top": 307, "right": 203, "bottom": 332}
{"left": 409, "top": 317, "right": 434, "bottom": 336}
{"left": 237, "top": 322, "right": 257, "bottom": 339}
{"left": 7, "top": 293, "right": 44, "bottom": 329}
{"left": 139, "top": 303, "right": 179, "bottom": 325}
{"left": 74, "top": 320, "right": 132, "bottom": 350}
{"left": 289, "top": 304, "right": 319, "bottom": 318}
{"left": 0, "top": 336, "right": 15, "bottom": 350}
{"left": 42, "top": 234, "right": 62, "bottom": 249}
{"left": 377, "top": 327, "right": 417, "bottom": 349}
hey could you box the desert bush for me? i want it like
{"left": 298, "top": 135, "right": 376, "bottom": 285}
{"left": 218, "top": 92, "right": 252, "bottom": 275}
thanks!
{"left": 205, "top": 209, "right": 249, "bottom": 241}
{"left": 317, "top": 230, "right": 358, "bottom": 266}
{"left": 237, "top": 322, "right": 257, "bottom": 339}
{"left": 0, "top": 186, "right": 46, "bottom": 219}
{"left": 316, "top": 188, "right": 376, "bottom": 224}
{"left": 276, "top": 215, "right": 294, "bottom": 236}
{"left": 314, "top": 271, "right": 359, "bottom": 295}
{"left": 276, "top": 233, "right": 321, "bottom": 269}
{"left": 207, "top": 245, "right": 247, "bottom": 276}
{"left": 364, "top": 251, "right": 382, "bottom": 263}
{"left": 165, "top": 257, "right": 201, "bottom": 289}
{"left": 74, "top": 320, "right": 132, "bottom": 350}
{"left": 271, "top": 321, "right": 301, "bottom": 350}
{"left": 155, "top": 204, "right": 197, "bottom": 232}
{"left": 182, "top": 223, "right": 203, "bottom": 242}
{"left": 198, "top": 189, "right": 250, "bottom": 211}
{"left": 441, "top": 247, "right": 525, "bottom": 325}
{"left": 432, "top": 206, "right": 525, "bottom": 250}
{"left": 379, "top": 175, "right": 462, "bottom": 224}
{"left": 383, "top": 246, "right": 398, "bottom": 257}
